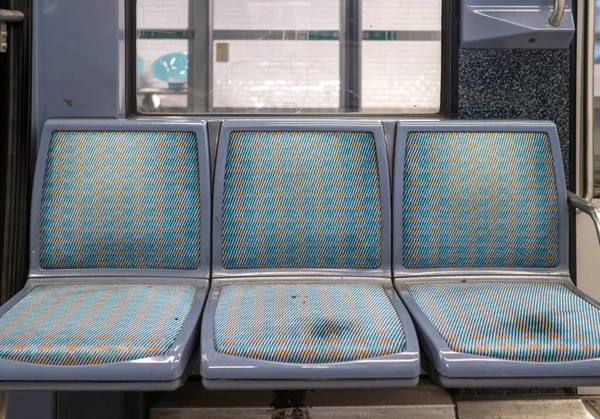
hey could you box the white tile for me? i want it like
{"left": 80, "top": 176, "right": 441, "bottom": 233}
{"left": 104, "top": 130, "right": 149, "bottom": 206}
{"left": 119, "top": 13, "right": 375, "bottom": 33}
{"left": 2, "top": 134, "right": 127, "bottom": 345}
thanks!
{"left": 362, "top": 0, "right": 442, "bottom": 31}
{"left": 213, "top": 0, "right": 339, "bottom": 30}
{"left": 212, "top": 40, "right": 340, "bottom": 109}
{"left": 137, "top": 0, "right": 188, "bottom": 29}
{"left": 361, "top": 41, "right": 441, "bottom": 113}
{"left": 136, "top": 1, "right": 443, "bottom": 113}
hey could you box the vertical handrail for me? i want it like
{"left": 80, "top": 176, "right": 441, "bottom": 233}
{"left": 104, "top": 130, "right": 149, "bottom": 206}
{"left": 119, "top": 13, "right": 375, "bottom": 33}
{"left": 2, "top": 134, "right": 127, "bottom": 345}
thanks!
{"left": 549, "top": 0, "right": 566, "bottom": 27}
{"left": 584, "top": 0, "right": 595, "bottom": 201}
{"left": 339, "top": 0, "right": 362, "bottom": 112}
{"left": 582, "top": 2, "right": 595, "bottom": 202}
{"left": 188, "top": 0, "right": 211, "bottom": 113}
{"left": 575, "top": 0, "right": 595, "bottom": 202}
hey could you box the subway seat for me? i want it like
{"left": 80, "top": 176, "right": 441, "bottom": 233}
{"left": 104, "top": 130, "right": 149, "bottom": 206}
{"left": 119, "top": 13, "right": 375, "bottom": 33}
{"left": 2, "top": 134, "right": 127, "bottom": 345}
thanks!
{"left": 0, "top": 284, "right": 196, "bottom": 366}
{"left": 200, "top": 121, "right": 420, "bottom": 390}
{"left": 0, "top": 120, "right": 210, "bottom": 390}
{"left": 214, "top": 282, "right": 407, "bottom": 364}
{"left": 394, "top": 121, "right": 600, "bottom": 387}
{"left": 409, "top": 281, "right": 600, "bottom": 363}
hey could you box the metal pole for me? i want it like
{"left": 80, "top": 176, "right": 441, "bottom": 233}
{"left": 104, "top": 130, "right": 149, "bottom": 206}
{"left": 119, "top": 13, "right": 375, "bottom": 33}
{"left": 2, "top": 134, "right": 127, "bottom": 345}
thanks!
{"left": 188, "top": 0, "right": 211, "bottom": 112}
{"left": 339, "top": 0, "right": 361, "bottom": 112}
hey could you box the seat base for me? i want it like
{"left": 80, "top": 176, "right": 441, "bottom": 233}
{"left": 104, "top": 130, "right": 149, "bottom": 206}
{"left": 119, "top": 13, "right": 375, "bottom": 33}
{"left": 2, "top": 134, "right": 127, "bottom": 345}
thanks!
{"left": 201, "top": 281, "right": 421, "bottom": 386}
{"left": 0, "top": 281, "right": 207, "bottom": 390}
{"left": 202, "top": 377, "right": 419, "bottom": 390}
{"left": 399, "top": 279, "right": 600, "bottom": 388}
{"left": 433, "top": 374, "right": 600, "bottom": 389}
{"left": 422, "top": 355, "right": 600, "bottom": 388}
{"left": 0, "top": 347, "right": 199, "bottom": 391}
{"left": 0, "top": 377, "right": 185, "bottom": 391}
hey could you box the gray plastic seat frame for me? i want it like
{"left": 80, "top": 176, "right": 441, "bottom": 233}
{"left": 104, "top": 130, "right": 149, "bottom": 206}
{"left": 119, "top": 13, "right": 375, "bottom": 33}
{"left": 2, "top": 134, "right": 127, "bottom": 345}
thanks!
{"left": 0, "top": 119, "right": 211, "bottom": 391}
{"left": 393, "top": 120, "right": 600, "bottom": 388}
{"left": 200, "top": 120, "right": 420, "bottom": 390}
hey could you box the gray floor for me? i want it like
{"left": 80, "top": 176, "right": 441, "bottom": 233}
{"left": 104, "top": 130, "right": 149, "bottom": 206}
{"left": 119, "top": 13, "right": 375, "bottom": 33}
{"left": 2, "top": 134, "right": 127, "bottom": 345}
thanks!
{"left": 1, "top": 379, "right": 598, "bottom": 418}
{"left": 150, "top": 378, "right": 600, "bottom": 419}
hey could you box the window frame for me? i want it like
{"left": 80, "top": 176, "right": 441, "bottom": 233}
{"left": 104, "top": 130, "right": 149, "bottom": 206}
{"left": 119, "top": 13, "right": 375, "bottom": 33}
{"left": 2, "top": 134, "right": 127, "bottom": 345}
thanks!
{"left": 128, "top": 0, "right": 456, "bottom": 118}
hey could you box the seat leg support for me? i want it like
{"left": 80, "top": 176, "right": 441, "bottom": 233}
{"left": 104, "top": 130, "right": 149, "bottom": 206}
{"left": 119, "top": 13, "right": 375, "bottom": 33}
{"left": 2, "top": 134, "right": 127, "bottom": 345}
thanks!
{"left": 5, "top": 391, "right": 56, "bottom": 419}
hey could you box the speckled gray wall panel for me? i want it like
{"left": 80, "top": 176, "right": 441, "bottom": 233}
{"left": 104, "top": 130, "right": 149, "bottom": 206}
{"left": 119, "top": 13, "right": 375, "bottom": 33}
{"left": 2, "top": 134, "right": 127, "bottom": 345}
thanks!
{"left": 456, "top": 48, "right": 572, "bottom": 184}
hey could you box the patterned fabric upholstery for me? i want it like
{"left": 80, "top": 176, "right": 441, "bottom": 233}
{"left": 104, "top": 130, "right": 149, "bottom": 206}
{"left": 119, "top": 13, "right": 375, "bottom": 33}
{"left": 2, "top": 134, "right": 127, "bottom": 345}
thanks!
{"left": 408, "top": 281, "right": 600, "bottom": 362}
{"left": 402, "top": 131, "right": 559, "bottom": 269}
{"left": 221, "top": 131, "right": 382, "bottom": 269}
{"left": 214, "top": 283, "right": 406, "bottom": 363}
{"left": 40, "top": 130, "right": 201, "bottom": 270}
{"left": 0, "top": 284, "right": 197, "bottom": 365}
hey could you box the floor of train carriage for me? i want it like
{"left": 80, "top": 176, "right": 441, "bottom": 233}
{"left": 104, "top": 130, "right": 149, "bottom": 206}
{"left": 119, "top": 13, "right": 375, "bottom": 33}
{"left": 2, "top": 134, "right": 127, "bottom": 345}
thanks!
{"left": 18, "top": 377, "right": 600, "bottom": 419}
{"left": 147, "top": 378, "right": 600, "bottom": 419}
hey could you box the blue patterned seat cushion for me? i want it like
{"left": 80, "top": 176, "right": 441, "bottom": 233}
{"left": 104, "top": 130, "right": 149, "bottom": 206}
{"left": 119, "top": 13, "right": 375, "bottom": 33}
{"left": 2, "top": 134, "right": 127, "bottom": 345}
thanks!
{"left": 222, "top": 131, "right": 382, "bottom": 269}
{"left": 40, "top": 130, "right": 202, "bottom": 270}
{"left": 402, "top": 131, "right": 559, "bottom": 269}
{"left": 408, "top": 281, "right": 600, "bottom": 362}
{"left": 214, "top": 283, "right": 406, "bottom": 363}
{"left": 0, "top": 284, "right": 196, "bottom": 365}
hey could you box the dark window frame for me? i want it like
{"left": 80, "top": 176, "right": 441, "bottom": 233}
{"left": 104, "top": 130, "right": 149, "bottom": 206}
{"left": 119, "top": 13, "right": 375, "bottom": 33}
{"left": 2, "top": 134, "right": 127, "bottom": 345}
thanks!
{"left": 127, "top": 0, "right": 456, "bottom": 117}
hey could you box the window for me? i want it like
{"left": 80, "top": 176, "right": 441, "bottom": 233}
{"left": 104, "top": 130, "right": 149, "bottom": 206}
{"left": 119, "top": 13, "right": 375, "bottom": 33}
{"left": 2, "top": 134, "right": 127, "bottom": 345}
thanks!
{"left": 136, "top": 0, "right": 443, "bottom": 114}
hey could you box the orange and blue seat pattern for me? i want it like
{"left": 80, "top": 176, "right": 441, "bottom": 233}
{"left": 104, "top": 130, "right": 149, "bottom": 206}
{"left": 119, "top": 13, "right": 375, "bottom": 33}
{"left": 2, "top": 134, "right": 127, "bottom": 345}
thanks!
{"left": 39, "top": 130, "right": 202, "bottom": 270}
{"left": 0, "top": 284, "right": 197, "bottom": 365}
{"left": 408, "top": 281, "right": 600, "bottom": 362}
{"left": 222, "top": 131, "right": 382, "bottom": 269}
{"left": 214, "top": 283, "right": 406, "bottom": 364}
{"left": 402, "top": 131, "right": 558, "bottom": 269}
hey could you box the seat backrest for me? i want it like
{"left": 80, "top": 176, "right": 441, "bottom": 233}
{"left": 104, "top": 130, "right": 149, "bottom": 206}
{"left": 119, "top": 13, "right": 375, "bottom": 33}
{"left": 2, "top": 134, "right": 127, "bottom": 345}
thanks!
{"left": 212, "top": 120, "right": 391, "bottom": 278}
{"left": 30, "top": 120, "right": 211, "bottom": 279}
{"left": 394, "top": 121, "right": 568, "bottom": 278}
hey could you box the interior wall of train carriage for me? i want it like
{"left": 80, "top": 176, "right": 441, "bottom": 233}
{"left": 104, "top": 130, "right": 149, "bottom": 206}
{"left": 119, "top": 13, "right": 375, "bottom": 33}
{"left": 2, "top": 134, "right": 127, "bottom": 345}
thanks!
{"left": 456, "top": 49, "right": 573, "bottom": 188}
{"left": 33, "top": 0, "right": 576, "bottom": 262}
{"left": 40, "top": 0, "right": 574, "bottom": 177}
{"left": 134, "top": 0, "right": 573, "bottom": 150}
{"left": 456, "top": 47, "right": 575, "bottom": 282}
